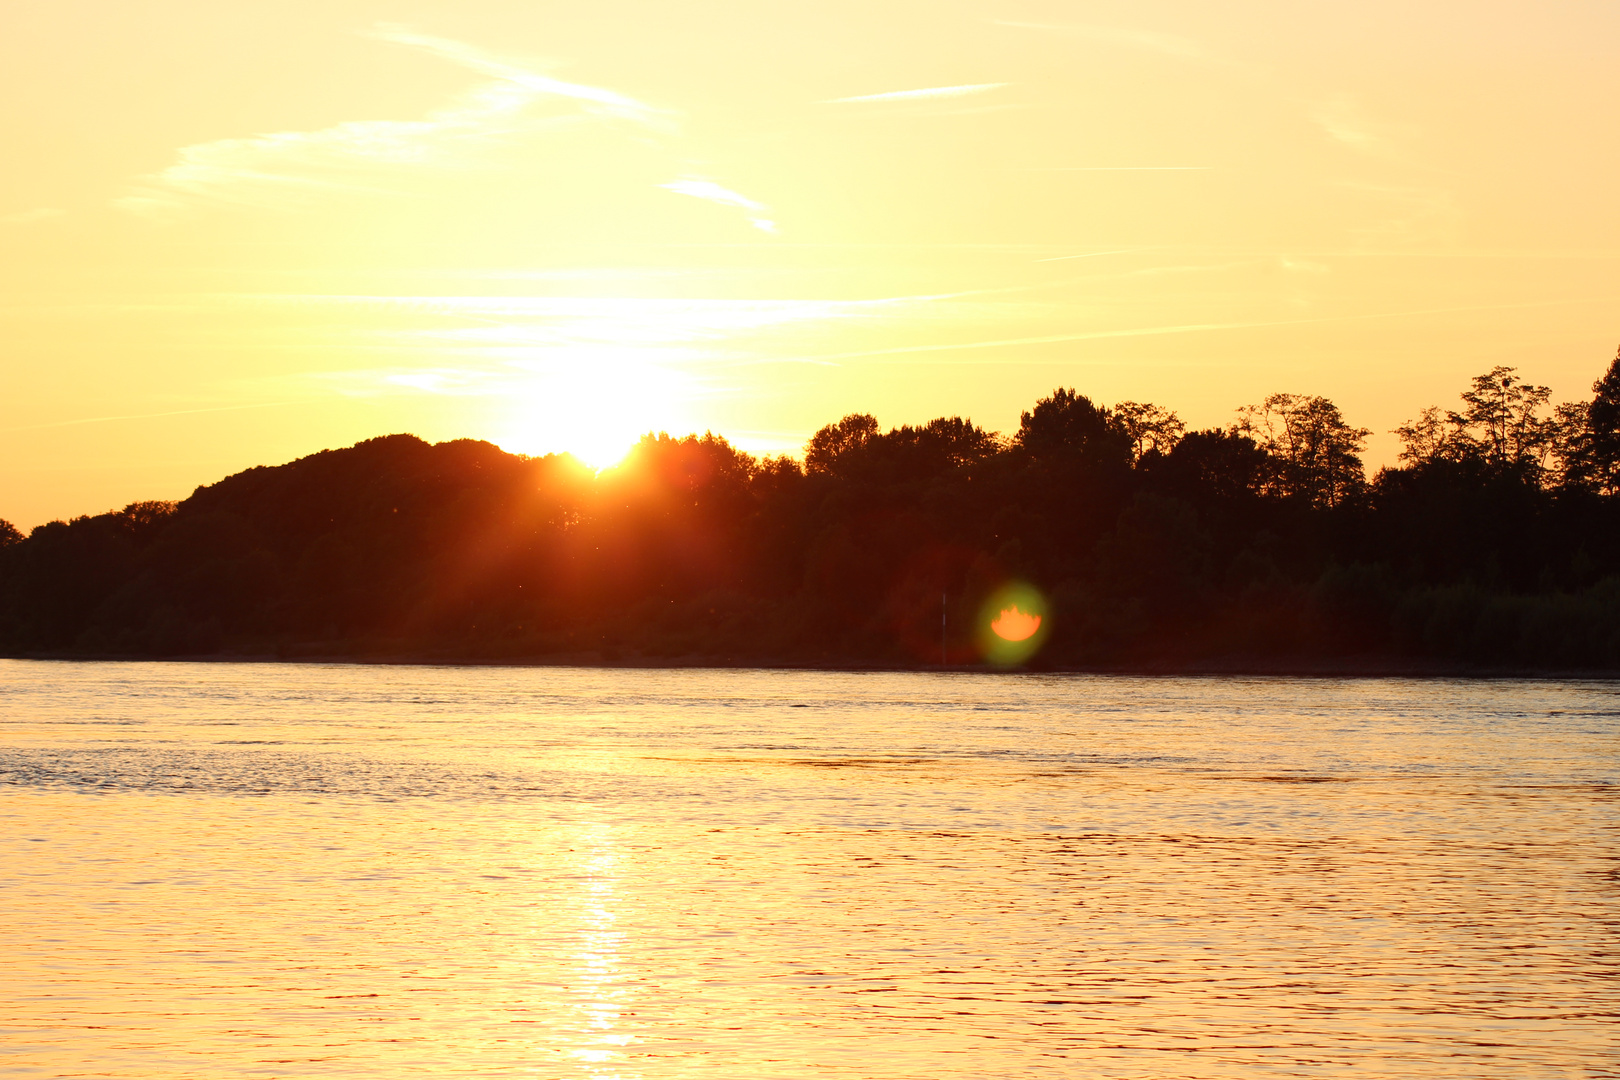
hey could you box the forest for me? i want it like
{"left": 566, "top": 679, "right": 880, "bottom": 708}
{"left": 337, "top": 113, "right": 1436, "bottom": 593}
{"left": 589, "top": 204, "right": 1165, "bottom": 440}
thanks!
{"left": 3, "top": 351, "right": 1619, "bottom": 671}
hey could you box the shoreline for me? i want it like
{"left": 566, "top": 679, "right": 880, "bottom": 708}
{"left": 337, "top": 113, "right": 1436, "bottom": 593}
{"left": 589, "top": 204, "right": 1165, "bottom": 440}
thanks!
{"left": 7, "top": 650, "right": 1617, "bottom": 680}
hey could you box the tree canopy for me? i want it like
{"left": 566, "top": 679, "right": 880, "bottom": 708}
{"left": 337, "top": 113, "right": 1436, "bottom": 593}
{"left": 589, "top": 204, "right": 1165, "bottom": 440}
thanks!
{"left": 4, "top": 351, "right": 1619, "bottom": 670}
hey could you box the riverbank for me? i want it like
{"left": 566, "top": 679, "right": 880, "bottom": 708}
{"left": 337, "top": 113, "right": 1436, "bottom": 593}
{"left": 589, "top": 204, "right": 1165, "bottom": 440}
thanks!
{"left": 8, "top": 648, "right": 1616, "bottom": 679}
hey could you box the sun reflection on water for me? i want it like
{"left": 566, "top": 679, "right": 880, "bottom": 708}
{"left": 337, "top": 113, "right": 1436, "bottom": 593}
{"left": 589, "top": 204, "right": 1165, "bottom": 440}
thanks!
{"left": 565, "top": 822, "right": 637, "bottom": 1078}
{"left": 3, "top": 664, "right": 1616, "bottom": 1079}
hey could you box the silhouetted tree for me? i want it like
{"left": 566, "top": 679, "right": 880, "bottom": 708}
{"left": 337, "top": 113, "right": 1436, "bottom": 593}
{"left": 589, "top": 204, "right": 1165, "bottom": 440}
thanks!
{"left": 1112, "top": 401, "right": 1185, "bottom": 463}
{"left": 4, "top": 353, "right": 1618, "bottom": 669}
{"left": 0, "top": 520, "right": 20, "bottom": 548}
{"left": 1451, "top": 366, "right": 1556, "bottom": 473}
{"left": 804, "top": 415, "right": 997, "bottom": 485}
{"left": 120, "top": 501, "right": 180, "bottom": 530}
{"left": 1235, "top": 393, "right": 1369, "bottom": 507}
{"left": 1550, "top": 400, "right": 1597, "bottom": 492}
{"left": 1153, "top": 429, "right": 1270, "bottom": 502}
{"left": 1588, "top": 346, "right": 1620, "bottom": 495}
{"left": 1016, "top": 388, "right": 1131, "bottom": 466}
{"left": 1394, "top": 365, "right": 1581, "bottom": 488}
{"left": 1394, "top": 407, "right": 1464, "bottom": 466}
{"left": 805, "top": 414, "right": 879, "bottom": 475}
{"left": 873, "top": 416, "right": 1000, "bottom": 476}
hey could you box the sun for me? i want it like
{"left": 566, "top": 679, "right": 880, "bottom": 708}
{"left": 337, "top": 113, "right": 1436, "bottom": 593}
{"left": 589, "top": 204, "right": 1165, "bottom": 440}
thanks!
{"left": 556, "top": 421, "right": 641, "bottom": 471}
{"left": 492, "top": 354, "right": 695, "bottom": 469}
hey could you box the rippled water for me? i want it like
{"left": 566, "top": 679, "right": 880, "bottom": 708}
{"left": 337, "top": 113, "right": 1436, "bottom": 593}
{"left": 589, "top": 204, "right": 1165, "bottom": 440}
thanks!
{"left": 1, "top": 661, "right": 1616, "bottom": 1078}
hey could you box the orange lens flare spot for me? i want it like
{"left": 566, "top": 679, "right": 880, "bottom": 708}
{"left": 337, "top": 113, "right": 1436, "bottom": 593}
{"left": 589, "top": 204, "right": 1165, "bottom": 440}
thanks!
{"left": 977, "top": 583, "right": 1049, "bottom": 665}
{"left": 991, "top": 605, "right": 1042, "bottom": 642}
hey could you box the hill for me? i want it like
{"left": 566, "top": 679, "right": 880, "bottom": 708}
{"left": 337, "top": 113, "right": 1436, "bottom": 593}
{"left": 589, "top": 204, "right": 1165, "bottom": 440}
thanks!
{"left": 4, "top": 356, "right": 1620, "bottom": 670}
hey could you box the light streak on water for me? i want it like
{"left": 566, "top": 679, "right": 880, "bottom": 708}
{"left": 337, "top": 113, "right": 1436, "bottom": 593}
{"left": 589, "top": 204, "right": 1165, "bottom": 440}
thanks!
{"left": 0, "top": 662, "right": 1615, "bottom": 1077}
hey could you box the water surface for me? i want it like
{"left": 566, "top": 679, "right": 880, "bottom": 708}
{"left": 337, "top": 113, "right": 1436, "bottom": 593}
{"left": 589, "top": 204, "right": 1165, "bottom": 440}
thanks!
{"left": 1, "top": 661, "right": 1616, "bottom": 1077}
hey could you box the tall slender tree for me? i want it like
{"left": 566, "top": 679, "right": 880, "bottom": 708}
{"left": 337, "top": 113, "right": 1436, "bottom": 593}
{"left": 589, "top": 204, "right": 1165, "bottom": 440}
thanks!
{"left": 1587, "top": 346, "right": 1620, "bottom": 494}
{"left": 1450, "top": 366, "right": 1556, "bottom": 471}
{"left": 1235, "top": 393, "right": 1369, "bottom": 507}
{"left": 1112, "top": 402, "right": 1185, "bottom": 463}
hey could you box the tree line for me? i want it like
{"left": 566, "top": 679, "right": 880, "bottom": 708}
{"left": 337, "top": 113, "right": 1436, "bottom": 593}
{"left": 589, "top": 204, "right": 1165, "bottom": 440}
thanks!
{"left": 3, "top": 349, "right": 1618, "bottom": 669}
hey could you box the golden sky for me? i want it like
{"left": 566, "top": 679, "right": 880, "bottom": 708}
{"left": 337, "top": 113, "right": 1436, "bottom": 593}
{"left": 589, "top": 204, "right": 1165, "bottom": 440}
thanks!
{"left": 3, "top": 0, "right": 1618, "bottom": 527}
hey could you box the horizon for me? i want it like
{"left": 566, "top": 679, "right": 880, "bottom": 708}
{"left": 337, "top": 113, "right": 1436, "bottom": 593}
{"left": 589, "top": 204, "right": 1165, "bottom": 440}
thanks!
{"left": 4, "top": 1, "right": 1619, "bottom": 530}
{"left": 8, "top": 356, "right": 1614, "bottom": 532}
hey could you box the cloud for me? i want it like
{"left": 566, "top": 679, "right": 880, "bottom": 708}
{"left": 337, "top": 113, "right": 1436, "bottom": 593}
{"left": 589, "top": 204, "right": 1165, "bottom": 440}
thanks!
{"left": 1279, "top": 257, "right": 1331, "bottom": 275}
{"left": 1034, "top": 248, "right": 1139, "bottom": 263}
{"left": 258, "top": 293, "right": 902, "bottom": 352}
{"left": 1312, "top": 94, "right": 1409, "bottom": 156}
{"left": 776, "top": 298, "right": 1611, "bottom": 367}
{"left": 824, "top": 83, "right": 1008, "bottom": 104}
{"left": 1, "top": 208, "right": 65, "bottom": 225}
{"left": 117, "top": 26, "right": 669, "bottom": 216}
{"left": 661, "top": 177, "right": 776, "bottom": 233}
{"left": 368, "top": 25, "right": 666, "bottom": 128}
{"left": 1313, "top": 95, "right": 1379, "bottom": 152}
{"left": 991, "top": 21, "right": 1223, "bottom": 65}
{"left": 0, "top": 400, "right": 293, "bottom": 433}
{"left": 1043, "top": 166, "right": 1211, "bottom": 172}
{"left": 272, "top": 291, "right": 920, "bottom": 461}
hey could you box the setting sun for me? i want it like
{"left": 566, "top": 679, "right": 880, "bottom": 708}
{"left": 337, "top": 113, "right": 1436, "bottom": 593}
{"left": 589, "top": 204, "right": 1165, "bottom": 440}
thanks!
{"left": 493, "top": 349, "right": 698, "bottom": 469}
{"left": 2, "top": 5, "right": 1618, "bottom": 1077}
{"left": 4, "top": 2, "right": 1617, "bottom": 529}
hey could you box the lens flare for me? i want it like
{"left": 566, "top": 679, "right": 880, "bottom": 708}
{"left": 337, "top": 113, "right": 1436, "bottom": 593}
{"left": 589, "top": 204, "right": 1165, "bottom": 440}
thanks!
{"left": 991, "top": 605, "right": 1041, "bottom": 642}
{"left": 978, "top": 583, "right": 1049, "bottom": 665}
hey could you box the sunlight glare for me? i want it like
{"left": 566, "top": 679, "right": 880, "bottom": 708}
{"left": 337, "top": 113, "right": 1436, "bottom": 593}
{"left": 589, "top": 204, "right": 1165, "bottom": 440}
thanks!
{"left": 494, "top": 351, "right": 696, "bottom": 469}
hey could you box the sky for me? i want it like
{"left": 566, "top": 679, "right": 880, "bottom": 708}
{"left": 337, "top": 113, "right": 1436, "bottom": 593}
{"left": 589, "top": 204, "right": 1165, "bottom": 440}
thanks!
{"left": 3, "top": 0, "right": 1618, "bottom": 529}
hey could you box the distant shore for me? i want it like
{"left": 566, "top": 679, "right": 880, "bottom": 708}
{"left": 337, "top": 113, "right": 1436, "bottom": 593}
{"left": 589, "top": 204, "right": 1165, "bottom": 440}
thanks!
{"left": 9, "top": 649, "right": 1615, "bottom": 680}
{"left": 8, "top": 363, "right": 1620, "bottom": 674}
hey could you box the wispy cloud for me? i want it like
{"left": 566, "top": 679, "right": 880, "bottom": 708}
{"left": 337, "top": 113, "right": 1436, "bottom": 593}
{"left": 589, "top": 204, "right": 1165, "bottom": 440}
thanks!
{"left": 116, "top": 25, "right": 671, "bottom": 216}
{"left": 775, "top": 298, "right": 1608, "bottom": 366}
{"left": 1311, "top": 94, "right": 1411, "bottom": 157}
{"left": 1035, "top": 248, "right": 1138, "bottom": 263}
{"left": 783, "top": 321, "right": 1272, "bottom": 364}
{"left": 991, "top": 21, "right": 1223, "bottom": 65}
{"left": 254, "top": 293, "right": 908, "bottom": 352}
{"left": 824, "top": 83, "right": 1007, "bottom": 104}
{"left": 266, "top": 291, "right": 924, "bottom": 460}
{"left": 368, "top": 25, "right": 666, "bottom": 127}
{"left": 1043, "top": 166, "right": 1211, "bottom": 172}
{"left": 661, "top": 177, "right": 776, "bottom": 233}
{"left": 0, "top": 400, "right": 294, "bottom": 433}
{"left": 1, "top": 207, "right": 65, "bottom": 226}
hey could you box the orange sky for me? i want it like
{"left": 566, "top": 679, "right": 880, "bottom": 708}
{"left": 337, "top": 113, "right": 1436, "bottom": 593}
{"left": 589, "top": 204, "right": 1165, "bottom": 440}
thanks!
{"left": 3, "top": 0, "right": 1618, "bottom": 529}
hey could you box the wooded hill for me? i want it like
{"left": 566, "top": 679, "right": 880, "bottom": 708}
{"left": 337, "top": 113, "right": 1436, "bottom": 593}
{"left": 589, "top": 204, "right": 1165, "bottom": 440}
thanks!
{"left": 4, "top": 353, "right": 1619, "bottom": 670}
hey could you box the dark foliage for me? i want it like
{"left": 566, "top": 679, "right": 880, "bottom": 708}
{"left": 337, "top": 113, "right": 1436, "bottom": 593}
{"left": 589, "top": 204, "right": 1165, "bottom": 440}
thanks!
{"left": 1586, "top": 347, "right": 1620, "bottom": 494}
{"left": 4, "top": 359, "right": 1620, "bottom": 670}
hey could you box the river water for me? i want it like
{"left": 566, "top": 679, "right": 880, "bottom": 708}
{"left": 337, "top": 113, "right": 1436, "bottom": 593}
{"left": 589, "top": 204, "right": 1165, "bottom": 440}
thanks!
{"left": 1, "top": 661, "right": 1615, "bottom": 1078}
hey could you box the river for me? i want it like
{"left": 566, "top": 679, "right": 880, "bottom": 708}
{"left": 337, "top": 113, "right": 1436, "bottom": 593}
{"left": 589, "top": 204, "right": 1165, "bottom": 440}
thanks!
{"left": 1, "top": 661, "right": 1615, "bottom": 1077}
